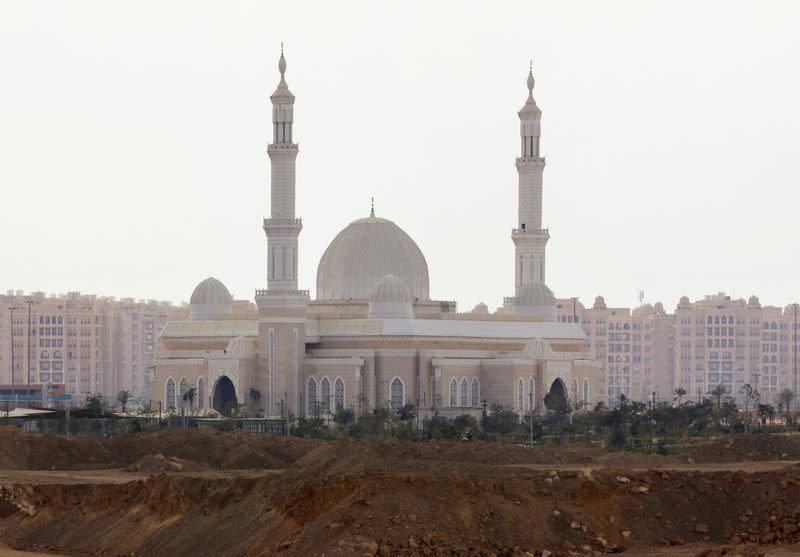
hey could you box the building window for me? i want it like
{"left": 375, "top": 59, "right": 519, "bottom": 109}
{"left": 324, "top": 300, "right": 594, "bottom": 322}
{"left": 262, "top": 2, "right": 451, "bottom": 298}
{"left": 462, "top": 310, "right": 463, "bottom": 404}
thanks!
{"left": 517, "top": 378, "right": 524, "bottom": 413}
{"left": 320, "top": 377, "right": 331, "bottom": 414}
{"left": 583, "top": 379, "right": 589, "bottom": 404}
{"left": 166, "top": 377, "right": 176, "bottom": 410}
{"left": 459, "top": 377, "right": 468, "bottom": 407}
{"left": 197, "top": 377, "right": 205, "bottom": 410}
{"left": 390, "top": 377, "right": 404, "bottom": 413}
{"left": 179, "top": 377, "right": 189, "bottom": 408}
{"left": 306, "top": 377, "right": 318, "bottom": 415}
{"left": 334, "top": 377, "right": 345, "bottom": 412}
{"left": 471, "top": 378, "right": 480, "bottom": 408}
{"left": 449, "top": 377, "right": 458, "bottom": 408}
{"left": 529, "top": 378, "right": 535, "bottom": 410}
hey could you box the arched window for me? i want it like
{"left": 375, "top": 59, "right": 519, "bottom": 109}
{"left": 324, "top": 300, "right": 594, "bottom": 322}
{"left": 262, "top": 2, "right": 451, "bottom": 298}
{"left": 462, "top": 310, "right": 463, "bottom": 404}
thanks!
{"left": 471, "top": 378, "right": 480, "bottom": 408}
{"left": 179, "top": 377, "right": 189, "bottom": 407}
{"left": 449, "top": 377, "right": 458, "bottom": 407}
{"left": 771, "top": 355, "right": 777, "bottom": 364}
{"left": 459, "top": 377, "right": 468, "bottom": 407}
{"left": 763, "top": 355, "right": 770, "bottom": 363}
{"left": 707, "top": 316, "right": 713, "bottom": 324}
{"left": 40, "top": 351, "right": 49, "bottom": 359}
{"left": 721, "top": 316, "right": 727, "bottom": 324}
{"left": 320, "top": 377, "right": 331, "bottom": 414}
{"left": 572, "top": 379, "right": 578, "bottom": 401}
{"left": 763, "top": 322, "right": 770, "bottom": 330}
{"left": 334, "top": 377, "right": 345, "bottom": 412}
{"left": 390, "top": 377, "right": 404, "bottom": 413}
{"left": 57, "top": 316, "right": 63, "bottom": 324}
{"left": 165, "top": 377, "right": 176, "bottom": 410}
{"left": 53, "top": 351, "right": 62, "bottom": 359}
{"left": 529, "top": 378, "right": 535, "bottom": 411}
{"left": 608, "top": 356, "right": 614, "bottom": 363}
{"left": 710, "top": 352, "right": 719, "bottom": 359}
{"left": 197, "top": 377, "right": 205, "bottom": 410}
{"left": 722, "top": 352, "right": 732, "bottom": 360}
{"left": 517, "top": 378, "right": 524, "bottom": 413}
{"left": 306, "top": 377, "right": 318, "bottom": 415}
{"left": 583, "top": 379, "right": 589, "bottom": 404}
{"left": 714, "top": 316, "right": 719, "bottom": 324}
{"left": 623, "top": 323, "right": 630, "bottom": 330}
{"left": 771, "top": 322, "right": 778, "bottom": 330}
{"left": 45, "top": 316, "right": 50, "bottom": 324}
{"left": 39, "top": 316, "right": 44, "bottom": 325}
{"left": 728, "top": 315, "right": 733, "bottom": 324}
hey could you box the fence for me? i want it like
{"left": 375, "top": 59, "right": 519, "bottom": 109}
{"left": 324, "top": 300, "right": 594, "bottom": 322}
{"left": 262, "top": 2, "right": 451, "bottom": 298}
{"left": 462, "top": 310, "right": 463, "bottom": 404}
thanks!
{"left": 0, "top": 414, "right": 289, "bottom": 438}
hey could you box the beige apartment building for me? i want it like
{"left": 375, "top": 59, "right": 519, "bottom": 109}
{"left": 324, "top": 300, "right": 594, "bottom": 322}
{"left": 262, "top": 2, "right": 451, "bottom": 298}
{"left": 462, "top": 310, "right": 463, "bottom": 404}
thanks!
{"left": 0, "top": 291, "right": 189, "bottom": 402}
{"left": 557, "top": 293, "right": 799, "bottom": 407}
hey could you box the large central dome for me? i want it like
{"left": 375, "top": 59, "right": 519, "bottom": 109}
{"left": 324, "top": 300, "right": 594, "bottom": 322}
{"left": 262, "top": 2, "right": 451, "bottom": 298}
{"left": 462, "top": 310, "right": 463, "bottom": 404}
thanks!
{"left": 316, "top": 212, "right": 430, "bottom": 301}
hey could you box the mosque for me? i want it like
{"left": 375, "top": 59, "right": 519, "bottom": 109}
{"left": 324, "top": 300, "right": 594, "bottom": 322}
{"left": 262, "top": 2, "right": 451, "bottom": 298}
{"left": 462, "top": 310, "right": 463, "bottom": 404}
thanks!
{"left": 150, "top": 51, "right": 599, "bottom": 419}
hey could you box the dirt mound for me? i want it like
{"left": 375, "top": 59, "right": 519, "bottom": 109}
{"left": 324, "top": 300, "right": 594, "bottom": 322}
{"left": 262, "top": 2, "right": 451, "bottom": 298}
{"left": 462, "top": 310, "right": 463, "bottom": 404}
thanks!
{"left": 126, "top": 453, "right": 208, "bottom": 474}
{"left": 690, "top": 436, "right": 800, "bottom": 463}
{"left": 0, "top": 426, "right": 318, "bottom": 470}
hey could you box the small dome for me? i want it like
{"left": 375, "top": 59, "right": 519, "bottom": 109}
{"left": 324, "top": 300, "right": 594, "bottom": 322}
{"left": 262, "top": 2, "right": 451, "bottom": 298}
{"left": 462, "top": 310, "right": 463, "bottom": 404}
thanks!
{"left": 748, "top": 295, "right": 761, "bottom": 308}
{"left": 471, "top": 302, "right": 490, "bottom": 315}
{"left": 593, "top": 295, "right": 607, "bottom": 310}
{"left": 678, "top": 295, "right": 691, "bottom": 308}
{"left": 654, "top": 302, "right": 665, "bottom": 314}
{"left": 226, "top": 336, "right": 256, "bottom": 358}
{"left": 189, "top": 277, "right": 233, "bottom": 321}
{"left": 632, "top": 303, "right": 654, "bottom": 318}
{"left": 316, "top": 212, "right": 430, "bottom": 301}
{"left": 367, "top": 275, "right": 414, "bottom": 319}
{"left": 523, "top": 338, "right": 553, "bottom": 357}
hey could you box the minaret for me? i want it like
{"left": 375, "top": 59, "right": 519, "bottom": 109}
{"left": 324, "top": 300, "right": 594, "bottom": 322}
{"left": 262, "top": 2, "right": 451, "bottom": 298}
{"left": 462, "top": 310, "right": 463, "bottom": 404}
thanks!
{"left": 512, "top": 63, "right": 549, "bottom": 297}
{"left": 257, "top": 46, "right": 309, "bottom": 418}
{"left": 264, "top": 45, "right": 301, "bottom": 291}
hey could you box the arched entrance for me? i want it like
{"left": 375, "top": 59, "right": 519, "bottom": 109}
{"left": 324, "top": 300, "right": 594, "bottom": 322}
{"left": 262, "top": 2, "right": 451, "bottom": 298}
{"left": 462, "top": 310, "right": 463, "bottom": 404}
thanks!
{"left": 544, "top": 378, "right": 568, "bottom": 413}
{"left": 212, "top": 376, "right": 237, "bottom": 416}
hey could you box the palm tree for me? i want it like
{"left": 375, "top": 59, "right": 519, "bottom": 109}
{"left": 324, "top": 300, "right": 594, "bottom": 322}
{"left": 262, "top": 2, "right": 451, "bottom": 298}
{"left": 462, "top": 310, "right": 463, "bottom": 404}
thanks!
{"left": 182, "top": 387, "right": 196, "bottom": 415}
{"left": 116, "top": 390, "right": 131, "bottom": 414}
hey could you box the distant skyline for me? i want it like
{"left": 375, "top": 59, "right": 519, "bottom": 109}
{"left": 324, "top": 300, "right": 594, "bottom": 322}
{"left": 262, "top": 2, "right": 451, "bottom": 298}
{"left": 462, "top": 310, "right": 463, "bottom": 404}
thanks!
{"left": 1, "top": 1, "right": 798, "bottom": 310}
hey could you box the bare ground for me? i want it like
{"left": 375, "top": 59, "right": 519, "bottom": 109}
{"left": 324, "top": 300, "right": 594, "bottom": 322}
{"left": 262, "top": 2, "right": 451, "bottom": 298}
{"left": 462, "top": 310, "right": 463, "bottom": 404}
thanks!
{"left": 1, "top": 428, "right": 800, "bottom": 557}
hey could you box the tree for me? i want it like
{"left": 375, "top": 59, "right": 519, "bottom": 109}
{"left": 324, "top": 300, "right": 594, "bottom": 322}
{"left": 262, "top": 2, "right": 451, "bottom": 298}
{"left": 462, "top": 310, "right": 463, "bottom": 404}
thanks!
{"left": 673, "top": 387, "right": 687, "bottom": 406}
{"left": 116, "top": 390, "right": 131, "bottom": 414}
{"left": 778, "top": 389, "right": 797, "bottom": 425}
{"left": 84, "top": 393, "right": 103, "bottom": 415}
{"left": 757, "top": 403, "right": 775, "bottom": 428}
{"left": 708, "top": 384, "right": 726, "bottom": 430}
{"left": 481, "top": 404, "right": 519, "bottom": 442}
{"left": 740, "top": 383, "right": 760, "bottom": 433}
{"left": 182, "top": 387, "right": 196, "bottom": 414}
{"left": 248, "top": 387, "right": 262, "bottom": 417}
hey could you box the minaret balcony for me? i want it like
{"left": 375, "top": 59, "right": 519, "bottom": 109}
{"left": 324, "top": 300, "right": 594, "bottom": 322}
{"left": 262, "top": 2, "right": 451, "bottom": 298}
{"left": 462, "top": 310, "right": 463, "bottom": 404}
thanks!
{"left": 512, "top": 227, "right": 549, "bottom": 238}
{"left": 263, "top": 218, "right": 303, "bottom": 233}
{"left": 267, "top": 143, "right": 298, "bottom": 150}
{"left": 515, "top": 156, "right": 545, "bottom": 166}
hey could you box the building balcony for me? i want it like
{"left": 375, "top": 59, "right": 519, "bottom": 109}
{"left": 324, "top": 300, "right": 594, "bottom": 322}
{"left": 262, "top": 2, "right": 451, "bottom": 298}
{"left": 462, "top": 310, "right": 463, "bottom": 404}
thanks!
{"left": 511, "top": 227, "right": 549, "bottom": 237}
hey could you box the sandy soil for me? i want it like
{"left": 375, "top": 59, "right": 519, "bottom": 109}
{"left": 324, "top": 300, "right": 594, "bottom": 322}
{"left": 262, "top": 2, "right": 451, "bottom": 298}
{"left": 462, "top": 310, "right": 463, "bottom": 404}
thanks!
{"left": 0, "top": 545, "right": 71, "bottom": 557}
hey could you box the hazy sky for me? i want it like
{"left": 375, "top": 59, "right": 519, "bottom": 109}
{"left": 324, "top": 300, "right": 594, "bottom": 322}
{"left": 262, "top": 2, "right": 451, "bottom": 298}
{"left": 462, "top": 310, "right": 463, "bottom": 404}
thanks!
{"left": 1, "top": 1, "right": 799, "bottom": 311}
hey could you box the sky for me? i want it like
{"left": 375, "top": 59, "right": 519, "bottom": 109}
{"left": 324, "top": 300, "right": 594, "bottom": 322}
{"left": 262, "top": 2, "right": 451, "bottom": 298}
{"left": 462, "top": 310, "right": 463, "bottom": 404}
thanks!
{"left": 1, "top": 0, "right": 799, "bottom": 311}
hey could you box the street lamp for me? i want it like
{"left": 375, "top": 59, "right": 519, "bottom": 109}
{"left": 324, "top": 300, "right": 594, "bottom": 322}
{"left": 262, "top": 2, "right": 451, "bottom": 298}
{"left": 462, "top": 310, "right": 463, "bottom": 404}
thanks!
{"left": 25, "top": 300, "right": 33, "bottom": 406}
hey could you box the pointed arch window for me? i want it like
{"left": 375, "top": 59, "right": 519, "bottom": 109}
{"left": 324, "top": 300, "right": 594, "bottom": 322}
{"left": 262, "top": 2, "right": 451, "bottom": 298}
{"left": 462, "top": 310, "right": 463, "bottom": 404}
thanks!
{"left": 306, "top": 377, "right": 318, "bottom": 415}
{"left": 583, "top": 379, "right": 589, "bottom": 405}
{"left": 334, "top": 377, "right": 345, "bottom": 413}
{"left": 459, "top": 377, "right": 468, "bottom": 407}
{"left": 517, "top": 378, "right": 524, "bottom": 413}
{"left": 197, "top": 377, "right": 205, "bottom": 410}
{"left": 165, "top": 377, "right": 176, "bottom": 410}
{"left": 449, "top": 377, "right": 458, "bottom": 408}
{"left": 320, "top": 377, "right": 331, "bottom": 414}
{"left": 471, "top": 378, "right": 480, "bottom": 408}
{"left": 179, "top": 377, "right": 189, "bottom": 408}
{"left": 390, "top": 377, "right": 404, "bottom": 413}
{"left": 529, "top": 378, "right": 535, "bottom": 411}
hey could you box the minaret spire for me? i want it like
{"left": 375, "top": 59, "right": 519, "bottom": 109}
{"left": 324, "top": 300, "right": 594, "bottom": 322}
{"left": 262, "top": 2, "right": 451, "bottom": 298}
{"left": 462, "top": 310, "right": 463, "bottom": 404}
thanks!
{"left": 370, "top": 197, "right": 375, "bottom": 218}
{"left": 264, "top": 46, "right": 301, "bottom": 291}
{"left": 510, "top": 62, "right": 553, "bottom": 319}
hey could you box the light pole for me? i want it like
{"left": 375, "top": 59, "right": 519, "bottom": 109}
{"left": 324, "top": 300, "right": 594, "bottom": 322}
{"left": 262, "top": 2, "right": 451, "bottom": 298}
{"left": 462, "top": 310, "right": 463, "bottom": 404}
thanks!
{"left": 528, "top": 389, "right": 534, "bottom": 446}
{"left": 26, "top": 300, "right": 33, "bottom": 406}
{"left": 794, "top": 303, "right": 798, "bottom": 413}
{"left": 8, "top": 307, "right": 16, "bottom": 404}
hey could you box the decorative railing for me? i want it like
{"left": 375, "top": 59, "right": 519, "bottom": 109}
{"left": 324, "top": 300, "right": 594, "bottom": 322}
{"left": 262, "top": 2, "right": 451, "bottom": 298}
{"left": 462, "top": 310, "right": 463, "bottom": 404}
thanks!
{"left": 255, "top": 289, "right": 309, "bottom": 297}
